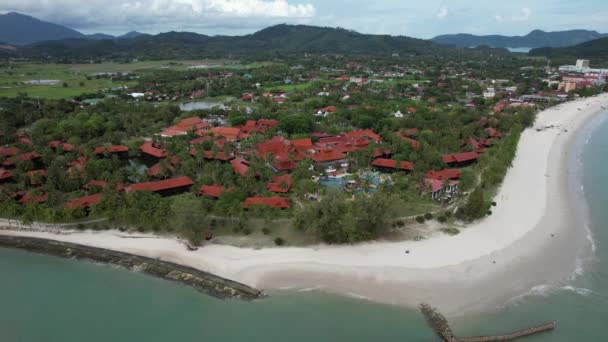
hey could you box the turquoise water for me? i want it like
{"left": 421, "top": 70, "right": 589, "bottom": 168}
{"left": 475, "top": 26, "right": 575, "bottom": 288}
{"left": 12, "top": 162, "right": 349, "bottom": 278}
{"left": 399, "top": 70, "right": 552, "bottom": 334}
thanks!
{"left": 1, "top": 112, "right": 608, "bottom": 341}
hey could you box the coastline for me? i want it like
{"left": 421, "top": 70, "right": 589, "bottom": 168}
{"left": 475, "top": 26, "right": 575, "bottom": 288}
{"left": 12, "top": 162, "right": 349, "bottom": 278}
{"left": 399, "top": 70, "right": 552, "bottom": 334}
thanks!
{"left": 0, "top": 235, "right": 264, "bottom": 300}
{"left": 2, "top": 93, "right": 607, "bottom": 315}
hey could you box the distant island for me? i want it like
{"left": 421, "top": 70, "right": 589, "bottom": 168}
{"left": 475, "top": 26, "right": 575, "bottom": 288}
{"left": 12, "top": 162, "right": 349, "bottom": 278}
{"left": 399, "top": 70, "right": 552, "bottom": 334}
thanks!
{"left": 432, "top": 29, "right": 608, "bottom": 49}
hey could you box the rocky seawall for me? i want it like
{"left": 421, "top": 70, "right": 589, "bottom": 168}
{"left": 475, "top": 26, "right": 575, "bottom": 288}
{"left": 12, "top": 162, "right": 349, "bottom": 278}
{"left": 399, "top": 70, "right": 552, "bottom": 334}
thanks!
{"left": 0, "top": 235, "right": 264, "bottom": 301}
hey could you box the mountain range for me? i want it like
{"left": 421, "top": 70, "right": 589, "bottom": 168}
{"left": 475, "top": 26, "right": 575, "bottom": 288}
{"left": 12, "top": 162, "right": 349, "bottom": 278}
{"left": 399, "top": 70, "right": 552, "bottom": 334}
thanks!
{"left": 432, "top": 30, "right": 608, "bottom": 49}
{"left": 529, "top": 37, "right": 608, "bottom": 62}
{"left": 0, "top": 12, "right": 145, "bottom": 45}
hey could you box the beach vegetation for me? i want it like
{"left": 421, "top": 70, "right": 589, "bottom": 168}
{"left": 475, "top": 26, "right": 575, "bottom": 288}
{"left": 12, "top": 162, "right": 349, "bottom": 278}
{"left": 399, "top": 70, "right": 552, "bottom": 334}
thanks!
{"left": 415, "top": 216, "right": 426, "bottom": 224}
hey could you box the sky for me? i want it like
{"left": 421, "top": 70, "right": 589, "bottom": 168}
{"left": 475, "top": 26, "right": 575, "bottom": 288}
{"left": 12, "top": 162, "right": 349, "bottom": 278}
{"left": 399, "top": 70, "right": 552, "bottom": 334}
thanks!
{"left": 1, "top": 0, "right": 608, "bottom": 38}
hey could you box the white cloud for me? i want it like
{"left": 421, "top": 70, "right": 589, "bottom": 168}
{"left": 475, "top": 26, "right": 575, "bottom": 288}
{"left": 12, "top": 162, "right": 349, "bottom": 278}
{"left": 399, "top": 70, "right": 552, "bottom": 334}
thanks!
{"left": 0, "top": 0, "right": 315, "bottom": 34}
{"left": 494, "top": 7, "right": 532, "bottom": 23}
{"left": 512, "top": 7, "right": 532, "bottom": 21}
{"left": 436, "top": 6, "right": 449, "bottom": 19}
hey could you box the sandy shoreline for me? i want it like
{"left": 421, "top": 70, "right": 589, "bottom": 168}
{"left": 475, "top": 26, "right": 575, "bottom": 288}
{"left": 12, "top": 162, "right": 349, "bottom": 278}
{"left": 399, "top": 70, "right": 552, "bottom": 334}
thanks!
{"left": 2, "top": 93, "right": 608, "bottom": 315}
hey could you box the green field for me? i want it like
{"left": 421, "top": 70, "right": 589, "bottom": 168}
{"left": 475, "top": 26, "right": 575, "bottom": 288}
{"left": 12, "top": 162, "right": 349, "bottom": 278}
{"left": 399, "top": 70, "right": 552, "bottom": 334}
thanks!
{"left": 0, "top": 60, "right": 273, "bottom": 99}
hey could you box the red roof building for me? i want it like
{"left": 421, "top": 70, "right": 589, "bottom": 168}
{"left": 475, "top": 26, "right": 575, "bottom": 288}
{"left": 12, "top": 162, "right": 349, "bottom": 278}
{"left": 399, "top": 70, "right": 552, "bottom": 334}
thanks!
{"left": 485, "top": 127, "right": 503, "bottom": 139}
{"left": 266, "top": 174, "right": 292, "bottom": 193}
{"left": 147, "top": 156, "right": 180, "bottom": 178}
{"left": 425, "top": 169, "right": 461, "bottom": 180}
{"left": 17, "top": 151, "right": 41, "bottom": 162}
{"left": 371, "top": 158, "right": 414, "bottom": 172}
{"left": 26, "top": 170, "right": 47, "bottom": 185}
{"left": 94, "top": 145, "right": 129, "bottom": 156}
{"left": 67, "top": 156, "right": 87, "bottom": 175}
{"left": 18, "top": 190, "right": 48, "bottom": 204}
{"left": 0, "top": 147, "right": 19, "bottom": 157}
{"left": 442, "top": 152, "right": 479, "bottom": 166}
{"left": 231, "top": 158, "right": 251, "bottom": 177}
{"left": 0, "top": 168, "right": 12, "bottom": 181}
{"left": 65, "top": 193, "right": 104, "bottom": 209}
{"left": 160, "top": 117, "right": 209, "bottom": 137}
{"left": 311, "top": 149, "right": 347, "bottom": 163}
{"left": 125, "top": 176, "right": 194, "bottom": 196}
{"left": 139, "top": 141, "right": 167, "bottom": 159}
{"left": 198, "top": 185, "right": 230, "bottom": 199}
{"left": 243, "top": 197, "right": 291, "bottom": 209}
{"left": 211, "top": 127, "right": 242, "bottom": 141}
{"left": 48, "top": 141, "right": 74, "bottom": 152}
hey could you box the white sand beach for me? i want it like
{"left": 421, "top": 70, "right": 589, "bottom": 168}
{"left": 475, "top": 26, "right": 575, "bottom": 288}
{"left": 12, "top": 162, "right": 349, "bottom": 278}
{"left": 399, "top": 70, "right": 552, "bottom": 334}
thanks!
{"left": 2, "top": 93, "right": 608, "bottom": 315}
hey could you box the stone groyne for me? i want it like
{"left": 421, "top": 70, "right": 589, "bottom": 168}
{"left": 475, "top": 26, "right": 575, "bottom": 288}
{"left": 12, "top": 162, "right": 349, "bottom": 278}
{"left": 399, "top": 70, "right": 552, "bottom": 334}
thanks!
{"left": 0, "top": 235, "right": 264, "bottom": 300}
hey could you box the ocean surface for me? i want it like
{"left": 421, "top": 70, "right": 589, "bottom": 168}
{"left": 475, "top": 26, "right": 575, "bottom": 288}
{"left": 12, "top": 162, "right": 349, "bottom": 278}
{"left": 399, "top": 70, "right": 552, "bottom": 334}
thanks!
{"left": 1, "top": 111, "right": 607, "bottom": 342}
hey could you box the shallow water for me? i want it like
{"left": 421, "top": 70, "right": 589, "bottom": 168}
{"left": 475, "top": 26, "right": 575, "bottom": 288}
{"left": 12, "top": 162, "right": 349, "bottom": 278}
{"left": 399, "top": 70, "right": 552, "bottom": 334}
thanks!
{"left": 1, "top": 112, "right": 607, "bottom": 341}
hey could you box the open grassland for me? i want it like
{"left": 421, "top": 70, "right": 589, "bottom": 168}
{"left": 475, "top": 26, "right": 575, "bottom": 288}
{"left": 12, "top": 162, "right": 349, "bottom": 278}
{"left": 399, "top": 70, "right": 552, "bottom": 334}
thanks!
{"left": 0, "top": 60, "right": 272, "bottom": 99}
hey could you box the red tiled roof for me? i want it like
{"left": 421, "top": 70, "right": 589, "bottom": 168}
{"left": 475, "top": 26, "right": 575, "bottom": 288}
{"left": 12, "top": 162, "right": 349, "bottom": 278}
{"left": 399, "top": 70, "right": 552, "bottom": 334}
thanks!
{"left": 399, "top": 136, "right": 421, "bottom": 150}
{"left": 126, "top": 176, "right": 194, "bottom": 193}
{"left": 94, "top": 145, "right": 129, "bottom": 155}
{"left": 65, "top": 193, "right": 104, "bottom": 209}
{"left": 68, "top": 156, "right": 87, "bottom": 174}
{"left": 211, "top": 127, "right": 241, "bottom": 141}
{"left": 231, "top": 158, "right": 250, "bottom": 177}
{"left": 423, "top": 178, "right": 458, "bottom": 193}
{"left": 0, "top": 147, "right": 19, "bottom": 157}
{"left": 243, "top": 197, "right": 291, "bottom": 209}
{"left": 198, "top": 185, "right": 225, "bottom": 198}
{"left": 371, "top": 158, "right": 414, "bottom": 171}
{"left": 26, "top": 170, "right": 47, "bottom": 183}
{"left": 83, "top": 180, "right": 108, "bottom": 189}
{"left": 425, "top": 169, "right": 461, "bottom": 180}
{"left": 312, "top": 149, "right": 346, "bottom": 163}
{"left": 0, "top": 168, "right": 12, "bottom": 180}
{"left": 147, "top": 156, "right": 180, "bottom": 177}
{"left": 267, "top": 174, "right": 292, "bottom": 193}
{"left": 189, "top": 147, "right": 234, "bottom": 161}
{"left": 160, "top": 117, "right": 209, "bottom": 137}
{"left": 139, "top": 141, "right": 167, "bottom": 158}
{"left": 18, "top": 190, "right": 48, "bottom": 204}
{"left": 442, "top": 152, "right": 479, "bottom": 164}
{"left": 486, "top": 127, "right": 503, "bottom": 138}
{"left": 48, "top": 141, "right": 74, "bottom": 152}
{"left": 17, "top": 151, "right": 41, "bottom": 161}
{"left": 291, "top": 138, "right": 313, "bottom": 150}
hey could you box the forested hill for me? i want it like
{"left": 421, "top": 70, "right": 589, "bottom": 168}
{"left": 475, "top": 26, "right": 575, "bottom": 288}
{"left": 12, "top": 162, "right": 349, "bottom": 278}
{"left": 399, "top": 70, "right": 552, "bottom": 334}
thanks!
{"left": 432, "top": 30, "right": 607, "bottom": 48}
{"left": 14, "top": 24, "right": 491, "bottom": 60}
{"left": 0, "top": 12, "right": 85, "bottom": 45}
{"left": 529, "top": 37, "right": 608, "bottom": 65}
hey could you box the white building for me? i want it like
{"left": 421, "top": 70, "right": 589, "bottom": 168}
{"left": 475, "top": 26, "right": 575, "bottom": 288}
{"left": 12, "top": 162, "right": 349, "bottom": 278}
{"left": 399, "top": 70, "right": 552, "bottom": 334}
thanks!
{"left": 483, "top": 88, "right": 496, "bottom": 99}
{"left": 576, "top": 59, "right": 590, "bottom": 68}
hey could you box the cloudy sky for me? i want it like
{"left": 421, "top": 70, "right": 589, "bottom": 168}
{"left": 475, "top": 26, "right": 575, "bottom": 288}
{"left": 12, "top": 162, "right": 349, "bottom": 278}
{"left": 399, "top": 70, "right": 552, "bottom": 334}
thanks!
{"left": 1, "top": 0, "right": 608, "bottom": 38}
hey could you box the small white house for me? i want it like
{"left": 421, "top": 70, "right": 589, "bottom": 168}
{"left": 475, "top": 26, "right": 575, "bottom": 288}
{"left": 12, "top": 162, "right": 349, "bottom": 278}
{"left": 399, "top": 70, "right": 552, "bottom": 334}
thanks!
{"left": 393, "top": 110, "right": 404, "bottom": 118}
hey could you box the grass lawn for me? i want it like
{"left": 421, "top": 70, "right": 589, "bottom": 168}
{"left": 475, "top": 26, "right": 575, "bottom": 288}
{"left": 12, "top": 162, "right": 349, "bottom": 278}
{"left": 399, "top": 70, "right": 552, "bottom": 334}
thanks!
{"left": 0, "top": 60, "right": 271, "bottom": 99}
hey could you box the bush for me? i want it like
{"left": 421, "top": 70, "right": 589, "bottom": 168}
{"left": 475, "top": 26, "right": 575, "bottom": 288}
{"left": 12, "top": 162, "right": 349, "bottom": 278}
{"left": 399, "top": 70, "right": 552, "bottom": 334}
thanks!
{"left": 262, "top": 228, "right": 271, "bottom": 235}
{"left": 437, "top": 215, "right": 447, "bottom": 223}
{"left": 444, "top": 211, "right": 452, "bottom": 218}
{"left": 415, "top": 216, "right": 425, "bottom": 224}
{"left": 491, "top": 201, "right": 497, "bottom": 207}
{"left": 242, "top": 228, "right": 252, "bottom": 235}
{"left": 424, "top": 213, "right": 433, "bottom": 220}
{"left": 441, "top": 228, "right": 460, "bottom": 236}
{"left": 274, "top": 237, "right": 285, "bottom": 246}
{"left": 487, "top": 210, "right": 493, "bottom": 216}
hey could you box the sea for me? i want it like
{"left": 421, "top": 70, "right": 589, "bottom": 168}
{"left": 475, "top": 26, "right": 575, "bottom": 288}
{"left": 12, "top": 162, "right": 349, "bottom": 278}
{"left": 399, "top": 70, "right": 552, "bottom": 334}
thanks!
{"left": 1, "top": 111, "right": 607, "bottom": 342}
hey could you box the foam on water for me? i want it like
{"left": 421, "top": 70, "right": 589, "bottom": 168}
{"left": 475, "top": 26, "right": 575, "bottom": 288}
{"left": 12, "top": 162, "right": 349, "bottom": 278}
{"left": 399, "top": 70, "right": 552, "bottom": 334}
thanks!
{"left": 561, "top": 286, "right": 594, "bottom": 296}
